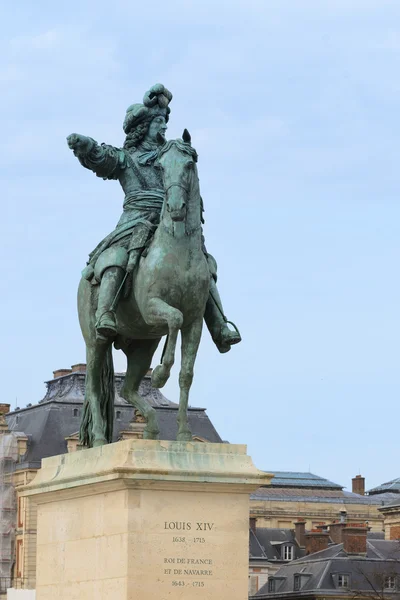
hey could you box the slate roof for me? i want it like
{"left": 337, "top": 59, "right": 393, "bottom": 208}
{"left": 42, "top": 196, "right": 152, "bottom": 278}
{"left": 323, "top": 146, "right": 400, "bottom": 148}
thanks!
{"left": 5, "top": 369, "right": 222, "bottom": 468}
{"left": 368, "top": 477, "right": 400, "bottom": 495}
{"left": 250, "top": 529, "right": 384, "bottom": 562}
{"left": 251, "top": 486, "right": 399, "bottom": 506}
{"left": 39, "top": 367, "right": 180, "bottom": 408}
{"left": 266, "top": 471, "right": 343, "bottom": 490}
{"left": 254, "top": 540, "right": 400, "bottom": 598}
{"left": 252, "top": 471, "right": 400, "bottom": 506}
{"left": 379, "top": 496, "right": 400, "bottom": 511}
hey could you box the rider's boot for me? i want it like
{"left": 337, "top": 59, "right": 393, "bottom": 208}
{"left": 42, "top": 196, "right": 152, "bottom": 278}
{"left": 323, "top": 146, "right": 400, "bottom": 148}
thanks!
{"left": 95, "top": 266, "right": 125, "bottom": 339}
{"left": 204, "top": 278, "right": 242, "bottom": 354}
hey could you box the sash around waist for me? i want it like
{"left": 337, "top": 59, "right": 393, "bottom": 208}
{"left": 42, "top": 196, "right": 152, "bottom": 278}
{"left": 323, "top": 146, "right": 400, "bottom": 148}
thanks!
{"left": 123, "top": 189, "right": 165, "bottom": 212}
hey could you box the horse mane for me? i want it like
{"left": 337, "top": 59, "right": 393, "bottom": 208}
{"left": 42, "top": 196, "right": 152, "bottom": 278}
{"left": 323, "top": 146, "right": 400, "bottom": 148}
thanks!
{"left": 158, "top": 138, "right": 198, "bottom": 163}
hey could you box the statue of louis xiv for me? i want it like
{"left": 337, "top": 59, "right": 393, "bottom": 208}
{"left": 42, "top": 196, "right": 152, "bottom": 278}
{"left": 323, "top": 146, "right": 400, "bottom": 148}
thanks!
{"left": 67, "top": 84, "right": 241, "bottom": 353}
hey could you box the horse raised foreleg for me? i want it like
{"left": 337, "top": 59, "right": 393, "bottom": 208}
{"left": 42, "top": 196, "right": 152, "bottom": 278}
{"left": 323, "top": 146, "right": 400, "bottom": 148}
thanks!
{"left": 120, "top": 338, "right": 161, "bottom": 440}
{"left": 143, "top": 297, "right": 183, "bottom": 389}
{"left": 177, "top": 319, "right": 203, "bottom": 441}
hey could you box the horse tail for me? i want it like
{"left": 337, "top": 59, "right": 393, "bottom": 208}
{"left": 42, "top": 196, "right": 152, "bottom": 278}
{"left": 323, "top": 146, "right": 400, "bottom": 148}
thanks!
{"left": 79, "top": 345, "right": 115, "bottom": 447}
{"left": 101, "top": 345, "right": 115, "bottom": 444}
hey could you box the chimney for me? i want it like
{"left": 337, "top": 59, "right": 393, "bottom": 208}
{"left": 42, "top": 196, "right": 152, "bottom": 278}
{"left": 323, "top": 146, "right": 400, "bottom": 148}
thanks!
{"left": 294, "top": 519, "right": 306, "bottom": 547}
{"left": 342, "top": 525, "right": 367, "bottom": 555}
{"left": 71, "top": 363, "right": 86, "bottom": 373}
{"left": 352, "top": 474, "right": 365, "bottom": 495}
{"left": 329, "top": 522, "right": 346, "bottom": 544}
{"left": 53, "top": 368, "right": 72, "bottom": 378}
{"left": 249, "top": 517, "right": 257, "bottom": 535}
{"left": 0, "top": 404, "right": 10, "bottom": 434}
{"left": 305, "top": 531, "right": 330, "bottom": 555}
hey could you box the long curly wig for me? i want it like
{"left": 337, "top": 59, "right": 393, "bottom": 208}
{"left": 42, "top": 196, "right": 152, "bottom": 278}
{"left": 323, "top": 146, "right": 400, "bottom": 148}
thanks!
{"left": 123, "top": 118, "right": 153, "bottom": 151}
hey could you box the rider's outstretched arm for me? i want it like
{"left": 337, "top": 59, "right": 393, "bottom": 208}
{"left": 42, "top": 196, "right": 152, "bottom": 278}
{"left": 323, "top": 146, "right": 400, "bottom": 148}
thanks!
{"left": 66, "top": 133, "right": 126, "bottom": 180}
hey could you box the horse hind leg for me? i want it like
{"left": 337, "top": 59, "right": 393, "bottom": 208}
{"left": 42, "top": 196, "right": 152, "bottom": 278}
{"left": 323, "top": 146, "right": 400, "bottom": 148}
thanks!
{"left": 177, "top": 319, "right": 203, "bottom": 441}
{"left": 143, "top": 297, "right": 183, "bottom": 389}
{"left": 120, "top": 338, "right": 161, "bottom": 439}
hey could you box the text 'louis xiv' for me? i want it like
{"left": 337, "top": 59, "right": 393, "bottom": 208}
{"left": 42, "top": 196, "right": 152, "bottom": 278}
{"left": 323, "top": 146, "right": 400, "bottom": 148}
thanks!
{"left": 164, "top": 521, "right": 214, "bottom": 531}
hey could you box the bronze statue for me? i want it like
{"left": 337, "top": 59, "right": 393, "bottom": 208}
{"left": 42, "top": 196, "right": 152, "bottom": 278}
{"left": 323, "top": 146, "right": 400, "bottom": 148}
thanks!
{"left": 67, "top": 84, "right": 241, "bottom": 446}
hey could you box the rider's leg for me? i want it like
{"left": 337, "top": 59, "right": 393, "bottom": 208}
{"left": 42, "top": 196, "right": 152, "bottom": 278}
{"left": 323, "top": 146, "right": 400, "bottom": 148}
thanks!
{"left": 121, "top": 224, "right": 153, "bottom": 297}
{"left": 204, "top": 277, "right": 241, "bottom": 353}
{"left": 95, "top": 266, "right": 125, "bottom": 338}
{"left": 93, "top": 242, "right": 140, "bottom": 338}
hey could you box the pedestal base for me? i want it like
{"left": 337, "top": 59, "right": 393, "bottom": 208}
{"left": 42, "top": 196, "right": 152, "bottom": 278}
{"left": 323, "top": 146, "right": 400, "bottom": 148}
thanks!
{"left": 21, "top": 440, "right": 270, "bottom": 600}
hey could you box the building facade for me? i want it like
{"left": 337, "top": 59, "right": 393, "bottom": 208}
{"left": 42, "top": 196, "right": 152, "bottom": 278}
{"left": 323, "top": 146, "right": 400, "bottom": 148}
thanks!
{"left": 250, "top": 471, "right": 398, "bottom": 534}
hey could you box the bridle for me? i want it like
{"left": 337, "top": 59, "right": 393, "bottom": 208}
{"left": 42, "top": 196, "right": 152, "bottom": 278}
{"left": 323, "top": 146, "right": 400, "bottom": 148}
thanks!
{"left": 162, "top": 165, "right": 201, "bottom": 236}
{"left": 164, "top": 182, "right": 190, "bottom": 196}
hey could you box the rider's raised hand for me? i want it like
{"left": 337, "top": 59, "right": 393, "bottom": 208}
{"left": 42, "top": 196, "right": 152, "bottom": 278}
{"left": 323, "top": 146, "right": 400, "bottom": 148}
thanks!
{"left": 66, "top": 133, "right": 93, "bottom": 156}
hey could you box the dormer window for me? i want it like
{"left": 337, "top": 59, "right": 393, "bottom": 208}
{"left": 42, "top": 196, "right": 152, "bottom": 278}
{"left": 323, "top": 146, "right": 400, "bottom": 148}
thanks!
{"left": 268, "top": 579, "right": 275, "bottom": 592}
{"left": 385, "top": 576, "right": 396, "bottom": 589}
{"left": 293, "top": 572, "right": 311, "bottom": 591}
{"left": 338, "top": 574, "right": 349, "bottom": 588}
{"left": 283, "top": 545, "right": 294, "bottom": 560}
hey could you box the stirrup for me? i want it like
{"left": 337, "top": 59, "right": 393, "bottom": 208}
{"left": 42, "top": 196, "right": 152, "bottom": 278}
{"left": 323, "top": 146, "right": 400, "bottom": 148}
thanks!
{"left": 224, "top": 319, "right": 241, "bottom": 337}
{"left": 95, "top": 311, "right": 117, "bottom": 339}
{"left": 217, "top": 321, "right": 242, "bottom": 354}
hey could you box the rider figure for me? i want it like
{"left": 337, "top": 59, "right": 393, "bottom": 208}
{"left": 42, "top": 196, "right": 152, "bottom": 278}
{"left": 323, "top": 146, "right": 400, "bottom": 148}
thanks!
{"left": 67, "top": 84, "right": 241, "bottom": 353}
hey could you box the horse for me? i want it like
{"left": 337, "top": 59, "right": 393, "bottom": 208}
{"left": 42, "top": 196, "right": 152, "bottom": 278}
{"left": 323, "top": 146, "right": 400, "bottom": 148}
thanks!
{"left": 77, "top": 131, "right": 210, "bottom": 447}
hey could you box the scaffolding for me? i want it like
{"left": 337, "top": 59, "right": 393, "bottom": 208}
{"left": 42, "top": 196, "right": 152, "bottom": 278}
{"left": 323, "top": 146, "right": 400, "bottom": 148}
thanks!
{"left": 0, "top": 434, "right": 18, "bottom": 594}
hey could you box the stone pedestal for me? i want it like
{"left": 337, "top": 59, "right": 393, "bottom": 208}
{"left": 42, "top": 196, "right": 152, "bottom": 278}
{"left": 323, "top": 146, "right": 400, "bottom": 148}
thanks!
{"left": 21, "top": 440, "right": 270, "bottom": 600}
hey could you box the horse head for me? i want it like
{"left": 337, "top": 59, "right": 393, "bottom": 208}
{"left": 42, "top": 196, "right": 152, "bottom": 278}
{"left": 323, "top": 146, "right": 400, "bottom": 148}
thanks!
{"left": 157, "top": 130, "right": 199, "bottom": 229}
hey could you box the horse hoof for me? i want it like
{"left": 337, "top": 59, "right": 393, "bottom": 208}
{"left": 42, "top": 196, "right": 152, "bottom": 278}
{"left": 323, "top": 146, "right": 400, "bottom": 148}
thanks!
{"left": 151, "top": 365, "right": 169, "bottom": 388}
{"left": 177, "top": 431, "right": 192, "bottom": 442}
{"left": 144, "top": 428, "right": 160, "bottom": 440}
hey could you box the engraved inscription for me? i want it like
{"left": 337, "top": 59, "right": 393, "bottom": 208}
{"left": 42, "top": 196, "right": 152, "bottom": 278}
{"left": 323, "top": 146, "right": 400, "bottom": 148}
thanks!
{"left": 162, "top": 520, "right": 217, "bottom": 588}
{"left": 164, "top": 521, "right": 214, "bottom": 530}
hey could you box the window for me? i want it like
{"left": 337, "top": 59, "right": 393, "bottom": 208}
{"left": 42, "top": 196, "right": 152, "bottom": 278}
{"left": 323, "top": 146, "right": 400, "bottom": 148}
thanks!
{"left": 116, "top": 411, "right": 121, "bottom": 420}
{"left": 73, "top": 409, "right": 79, "bottom": 417}
{"left": 16, "top": 540, "right": 23, "bottom": 578}
{"left": 294, "top": 576, "right": 301, "bottom": 591}
{"left": 18, "top": 497, "right": 23, "bottom": 528}
{"left": 283, "top": 545, "right": 294, "bottom": 560}
{"left": 338, "top": 574, "right": 349, "bottom": 588}
{"left": 268, "top": 579, "right": 275, "bottom": 592}
{"left": 385, "top": 576, "right": 396, "bottom": 589}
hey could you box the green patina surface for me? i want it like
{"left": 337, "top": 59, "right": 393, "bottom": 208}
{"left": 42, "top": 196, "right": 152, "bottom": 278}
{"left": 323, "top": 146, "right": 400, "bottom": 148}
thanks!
{"left": 67, "top": 84, "right": 241, "bottom": 447}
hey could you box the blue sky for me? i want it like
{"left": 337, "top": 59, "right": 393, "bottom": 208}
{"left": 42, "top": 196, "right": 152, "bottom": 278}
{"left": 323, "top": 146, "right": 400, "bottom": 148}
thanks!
{"left": 1, "top": 0, "right": 400, "bottom": 491}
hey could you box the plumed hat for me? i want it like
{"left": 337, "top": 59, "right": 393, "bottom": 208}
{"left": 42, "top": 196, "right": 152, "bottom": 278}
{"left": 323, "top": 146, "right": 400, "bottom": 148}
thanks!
{"left": 123, "top": 83, "right": 173, "bottom": 134}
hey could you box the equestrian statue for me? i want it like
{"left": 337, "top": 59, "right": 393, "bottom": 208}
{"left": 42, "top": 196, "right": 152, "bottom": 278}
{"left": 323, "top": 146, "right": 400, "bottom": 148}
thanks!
{"left": 67, "top": 83, "right": 241, "bottom": 447}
